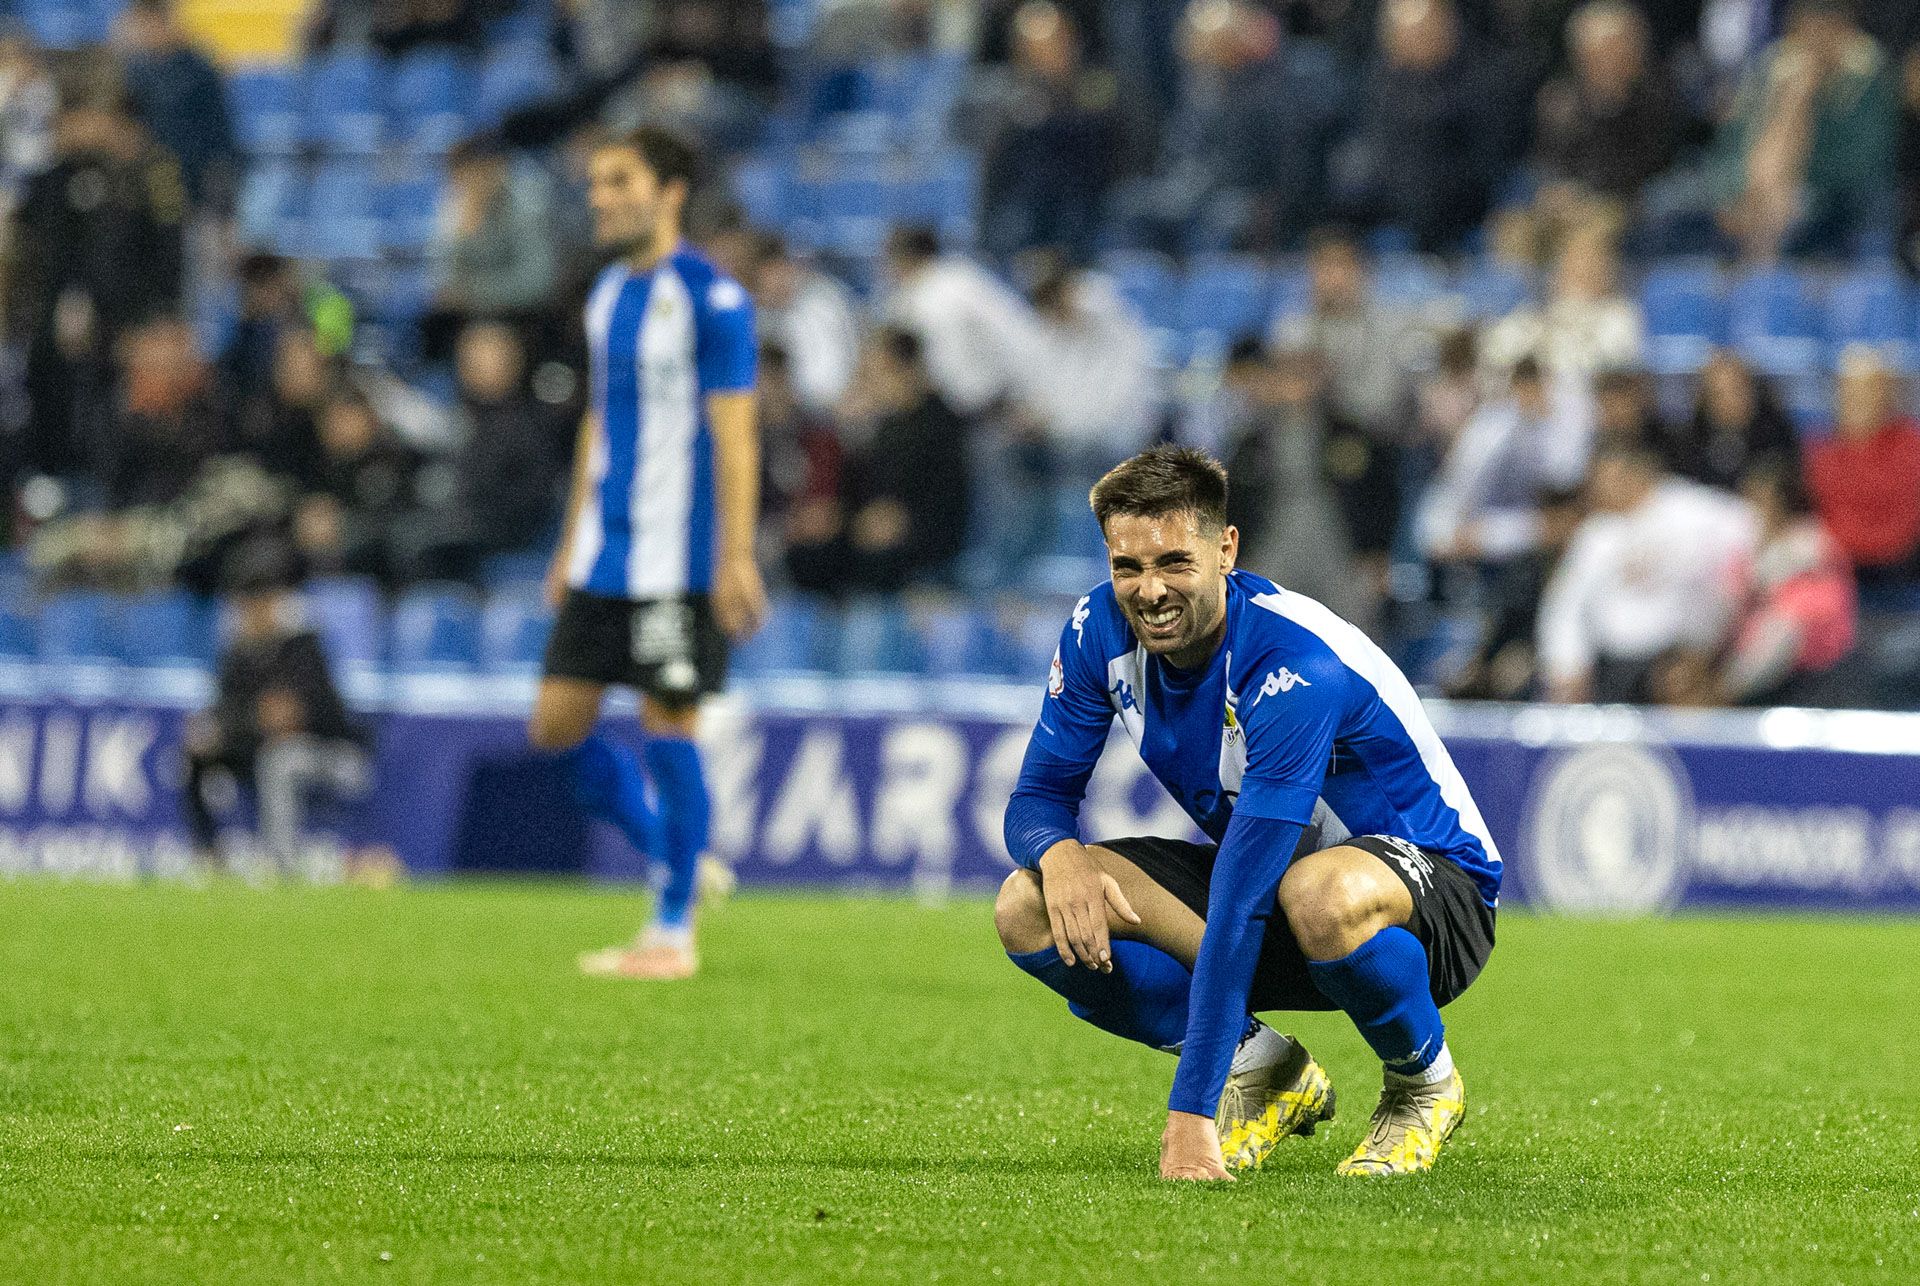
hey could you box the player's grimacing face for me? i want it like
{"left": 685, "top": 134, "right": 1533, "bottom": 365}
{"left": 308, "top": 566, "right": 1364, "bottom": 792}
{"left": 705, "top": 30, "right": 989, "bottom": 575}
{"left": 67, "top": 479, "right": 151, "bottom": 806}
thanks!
{"left": 1104, "top": 511, "right": 1237, "bottom": 662}
{"left": 588, "top": 148, "right": 666, "bottom": 252}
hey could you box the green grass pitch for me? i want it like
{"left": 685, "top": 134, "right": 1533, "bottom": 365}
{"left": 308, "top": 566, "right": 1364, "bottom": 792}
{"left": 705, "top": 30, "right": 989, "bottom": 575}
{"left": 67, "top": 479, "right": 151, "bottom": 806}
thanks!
{"left": 2, "top": 881, "right": 1917, "bottom": 1284}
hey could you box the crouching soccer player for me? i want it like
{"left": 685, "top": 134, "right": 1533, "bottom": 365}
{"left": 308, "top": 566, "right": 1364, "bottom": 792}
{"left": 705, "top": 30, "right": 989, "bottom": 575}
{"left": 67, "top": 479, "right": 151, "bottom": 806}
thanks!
{"left": 996, "top": 447, "right": 1500, "bottom": 1179}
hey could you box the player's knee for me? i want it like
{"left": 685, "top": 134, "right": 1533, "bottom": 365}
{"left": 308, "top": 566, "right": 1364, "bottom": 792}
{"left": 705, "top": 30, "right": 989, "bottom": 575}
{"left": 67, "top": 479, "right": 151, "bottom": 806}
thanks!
{"left": 1280, "top": 859, "right": 1394, "bottom": 961}
{"left": 994, "top": 870, "right": 1051, "bottom": 954}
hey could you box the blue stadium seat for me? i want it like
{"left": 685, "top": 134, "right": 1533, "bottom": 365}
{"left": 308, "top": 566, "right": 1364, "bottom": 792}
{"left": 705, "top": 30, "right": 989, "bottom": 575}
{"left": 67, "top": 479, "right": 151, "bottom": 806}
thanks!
{"left": 305, "top": 51, "right": 385, "bottom": 153}
{"left": 1455, "top": 264, "right": 1533, "bottom": 320}
{"left": 391, "top": 584, "right": 482, "bottom": 672}
{"left": 835, "top": 599, "right": 922, "bottom": 674}
{"left": 304, "top": 577, "right": 385, "bottom": 674}
{"left": 1181, "top": 255, "right": 1272, "bottom": 344}
{"left": 477, "top": 591, "right": 552, "bottom": 675}
{"left": 1101, "top": 250, "right": 1181, "bottom": 333}
{"left": 731, "top": 154, "right": 792, "bottom": 228}
{"left": 378, "top": 171, "right": 445, "bottom": 255}
{"left": 236, "top": 160, "right": 309, "bottom": 252}
{"left": 1728, "top": 268, "right": 1825, "bottom": 377}
{"left": 1828, "top": 270, "right": 1918, "bottom": 371}
{"left": 1003, "top": 603, "right": 1066, "bottom": 680}
{"left": 229, "top": 67, "right": 304, "bottom": 155}
{"left": 0, "top": 598, "right": 36, "bottom": 659}
{"left": 814, "top": 168, "right": 890, "bottom": 258}
{"left": 304, "top": 160, "right": 382, "bottom": 259}
{"left": 1641, "top": 264, "right": 1727, "bottom": 374}
{"left": 731, "top": 593, "right": 830, "bottom": 675}
{"left": 38, "top": 592, "right": 119, "bottom": 665}
{"left": 479, "top": 550, "right": 550, "bottom": 590}
{"left": 1268, "top": 266, "right": 1312, "bottom": 328}
{"left": 1371, "top": 255, "right": 1448, "bottom": 309}
{"left": 18, "top": 0, "right": 116, "bottom": 48}
{"left": 914, "top": 604, "right": 1005, "bottom": 678}
{"left": 892, "top": 152, "right": 977, "bottom": 242}
{"left": 387, "top": 49, "right": 474, "bottom": 153}
{"left": 472, "top": 43, "right": 558, "bottom": 126}
{"left": 120, "top": 592, "right": 214, "bottom": 667}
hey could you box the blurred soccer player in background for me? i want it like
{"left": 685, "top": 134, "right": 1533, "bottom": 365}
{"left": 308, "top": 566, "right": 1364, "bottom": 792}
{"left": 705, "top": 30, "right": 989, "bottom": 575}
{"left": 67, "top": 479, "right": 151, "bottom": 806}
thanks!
{"left": 527, "top": 127, "right": 764, "bottom": 981}
{"left": 997, "top": 447, "right": 1500, "bottom": 1180}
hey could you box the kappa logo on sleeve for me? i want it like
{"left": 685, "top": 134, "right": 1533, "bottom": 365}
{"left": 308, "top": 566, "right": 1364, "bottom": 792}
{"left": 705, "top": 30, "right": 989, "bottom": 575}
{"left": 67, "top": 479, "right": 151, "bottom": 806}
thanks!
{"left": 1070, "top": 595, "right": 1091, "bottom": 646}
{"left": 1251, "top": 667, "right": 1311, "bottom": 708}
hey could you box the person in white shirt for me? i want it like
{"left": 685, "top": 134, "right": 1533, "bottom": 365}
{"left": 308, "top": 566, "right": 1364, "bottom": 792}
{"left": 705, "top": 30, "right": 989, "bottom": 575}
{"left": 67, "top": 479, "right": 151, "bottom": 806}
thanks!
{"left": 747, "top": 232, "right": 861, "bottom": 416}
{"left": 1014, "top": 257, "right": 1161, "bottom": 473}
{"left": 881, "top": 225, "right": 1044, "bottom": 418}
{"left": 1537, "top": 442, "right": 1758, "bottom": 704}
{"left": 1480, "top": 220, "right": 1643, "bottom": 379}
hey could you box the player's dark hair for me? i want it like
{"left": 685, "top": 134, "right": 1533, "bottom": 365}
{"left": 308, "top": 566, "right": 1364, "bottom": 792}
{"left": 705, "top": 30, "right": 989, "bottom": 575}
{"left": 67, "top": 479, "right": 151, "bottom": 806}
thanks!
{"left": 887, "top": 225, "right": 941, "bottom": 265}
{"left": 608, "top": 125, "right": 701, "bottom": 195}
{"left": 1089, "top": 446, "right": 1230, "bottom": 535}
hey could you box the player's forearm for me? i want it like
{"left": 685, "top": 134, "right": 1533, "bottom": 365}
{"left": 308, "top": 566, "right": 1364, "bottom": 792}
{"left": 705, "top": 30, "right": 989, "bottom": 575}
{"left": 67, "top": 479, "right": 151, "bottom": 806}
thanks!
{"left": 708, "top": 393, "right": 760, "bottom": 564}
{"left": 552, "top": 414, "right": 598, "bottom": 565}
{"left": 1167, "top": 813, "right": 1304, "bottom": 1117}
{"left": 1004, "top": 741, "right": 1098, "bottom": 868}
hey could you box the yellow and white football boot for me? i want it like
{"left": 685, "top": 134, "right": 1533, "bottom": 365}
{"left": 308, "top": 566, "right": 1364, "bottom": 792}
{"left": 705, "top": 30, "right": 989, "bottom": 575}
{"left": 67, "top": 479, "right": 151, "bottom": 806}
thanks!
{"left": 1215, "top": 1031, "right": 1337, "bottom": 1171}
{"left": 1336, "top": 1068, "right": 1465, "bottom": 1177}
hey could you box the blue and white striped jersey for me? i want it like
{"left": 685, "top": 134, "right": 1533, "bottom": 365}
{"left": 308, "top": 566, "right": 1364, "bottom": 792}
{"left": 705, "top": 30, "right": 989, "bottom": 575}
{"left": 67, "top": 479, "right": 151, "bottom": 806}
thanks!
{"left": 1020, "top": 569, "right": 1503, "bottom": 905}
{"left": 566, "top": 246, "right": 757, "bottom": 599}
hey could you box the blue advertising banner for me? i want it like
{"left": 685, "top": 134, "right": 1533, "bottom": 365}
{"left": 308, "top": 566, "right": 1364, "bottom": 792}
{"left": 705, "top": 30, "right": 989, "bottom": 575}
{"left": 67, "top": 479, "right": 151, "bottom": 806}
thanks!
{"left": 4, "top": 665, "right": 1919, "bottom": 910}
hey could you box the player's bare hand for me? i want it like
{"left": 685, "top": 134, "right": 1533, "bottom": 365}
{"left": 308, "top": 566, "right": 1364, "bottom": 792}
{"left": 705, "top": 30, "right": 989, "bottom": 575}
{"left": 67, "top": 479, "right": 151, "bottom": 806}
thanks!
{"left": 1037, "top": 842, "right": 1140, "bottom": 972}
{"left": 713, "top": 554, "right": 768, "bottom": 640}
{"left": 1159, "top": 1111, "right": 1234, "bottom": 1182}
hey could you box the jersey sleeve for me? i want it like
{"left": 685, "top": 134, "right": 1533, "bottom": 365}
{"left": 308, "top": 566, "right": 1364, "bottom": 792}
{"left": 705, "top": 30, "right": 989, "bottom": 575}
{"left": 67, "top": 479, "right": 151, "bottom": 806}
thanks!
{"left": 697, "top": 276, "right": 758, "bottom": 392}
{"left": 1231, "top": 650, "right": 1349, "bottom": 826}
{"left": 1002, "top": 598, "right": 1114, "bottom": 868}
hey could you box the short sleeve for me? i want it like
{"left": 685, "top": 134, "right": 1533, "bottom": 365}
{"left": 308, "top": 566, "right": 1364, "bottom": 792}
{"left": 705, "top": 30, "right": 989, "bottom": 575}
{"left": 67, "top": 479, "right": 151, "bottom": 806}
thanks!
{"left": 697, "top": 276, "right": 757, "bottom": 392}
{"left": 1233, "top": 652, "right": 1348, "bottom": 824}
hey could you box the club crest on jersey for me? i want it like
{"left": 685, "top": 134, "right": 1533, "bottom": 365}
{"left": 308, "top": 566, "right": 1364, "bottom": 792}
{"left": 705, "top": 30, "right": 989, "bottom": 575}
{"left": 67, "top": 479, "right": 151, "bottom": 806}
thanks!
{"left": 1048, "top": 647, "right": 1065, "bottom": 698}
{"left": 1071, "top": 595, "right": 1091, "bottom": 647}
{"left": 1251, "top": 667, "right": 1311, "bottom": 707}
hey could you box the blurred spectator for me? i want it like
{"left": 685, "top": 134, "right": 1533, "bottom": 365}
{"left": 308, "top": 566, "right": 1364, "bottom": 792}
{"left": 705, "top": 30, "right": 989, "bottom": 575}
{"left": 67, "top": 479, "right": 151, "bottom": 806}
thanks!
{"left": 114, "top": 0, "right": 237, "bottom": 211}
{"left": 394, "top": 323, "right": 564, "bottom": 583}
{"left": 611, "top": 0, "right": 779, "bottom": 151}
{"left": 0, "top": 31, "right": 55, "bottom": 218}
{"left": 881, "top": 225, "right": 1040, "bottom": 417}
{"left": 1418, "top": 355, "right": 1592, "bottom": 567}
{"left": 105, "top": 317, "right": 228, "bottom": 510}
{"left": 971, "top": 2, "right": 1125, "bottom": 259}
{"left": 427, "top": 140, "right": 559, "bottom": 343}
{"left": 295, "top": 390, "right": 418, "bottom": 582}
{"left": 1445, "top": 484, "right": 1587, "bottom": 701}
{"left": 1900, "top": 45, "right": 1920, "bottom": 272}
{"left": 1013, "top": 253, "right": 1159, "bottom": 475}
{"left": 1533, "top": 3, "right": 1688, "bottom": 218}
{"left": 1661, "top": 348, "right": 1800, "bottom": 489}
{"left": 1711, "top": 0, "right": 1898, "bottom": 260}
{"left": 8, "top": 91, "right": 186, "bottom": 474}
{"left": 307, "top": 0, "right": 509, "bottom": 56}
{"left": 1482, "top": 221, "right": 1644, "bottom": 376}
{"left": 232, "top": 327, "right": 332, "bottom": 491}
{"left": 759, "top": 344, "right": 844, "bottom": 527}
{"left": 1667, "top": 459, "right": 1857, "bottom": 705}
{"left": 1114, "top": 0, "right": 1352, "bottom": 253}
{"left": 183, "top": 538, "right": 369, "bottom": 876}
{"left": 1336, "top": 0, "right": 1510, "bottom": 251}
{"left": 747, "top": 233, "right": 861, "bottom": 415}
{"left": 221, "top": 255, "right": 309, "bottom": 411}
{"left": 1221, "top": 340, "right": 1393, "bottom": 622}
{"left": 1272, "top": 227, "right": 1421, "bottom": 440}
{"left": 786, "top": 328, "right": 972, "bottom": 595}
{"left": 1803, "top": 345, "right": 1920, "bottom": 583}
{"left": 1589, "top": 367, "right": 1664, "bottom": 450}
{"left": 1412, "top": 325, "right": 1484, "bottom": 449}
{"left": 1538, "top": 442, "right": 1758, "bottom": 703}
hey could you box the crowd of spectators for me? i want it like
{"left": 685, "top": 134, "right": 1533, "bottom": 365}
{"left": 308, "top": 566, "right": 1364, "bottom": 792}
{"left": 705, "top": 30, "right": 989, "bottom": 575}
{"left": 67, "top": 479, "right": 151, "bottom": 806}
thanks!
{"left": 5, "top": 0, "right": 1920, "bottom": 711}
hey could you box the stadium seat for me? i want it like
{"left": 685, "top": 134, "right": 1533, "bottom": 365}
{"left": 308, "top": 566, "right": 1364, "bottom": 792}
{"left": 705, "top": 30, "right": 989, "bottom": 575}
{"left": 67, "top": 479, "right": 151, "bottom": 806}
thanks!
{"left": 478, "top": 550, "right": 550, "bottom": 591}
{"left": 0, "top": 598, "right": 36, "bottom": 660}
{"left": 835, "top": 599, "right": 922, "bottom": 674}
{"left": 913, "top": 603, "right": 1005, "bottom": 678}
{"left": 304, "top": 576, "right": 386, "bottom": 674}
{"left": 1181, "top": 255, "right": 1272, "bottom": 345}
{"left": 814, "top": 168, "right": 891, "bottom": 258}
{"left": 228, "top": 67, "right": 304, "bottom": 156}
{"left": 731, "top": 593, "right": 830, "bottom": 675}
{"left": 236, "top": 159, "right": 310, "bottom": 252}
{"left": 38, "top": 592, "right": 119, "bottom": 665}
{"left": 1268, "top": 265, "right": 1312, "bottom": 328}
{"left": 1371, "top": 254, "right": 1448, "bottom": 310}
{"left": 304, "top": 160, "right": 382, "bottom": 260}
{"left": 1727, "top": 268, "right": 1825, "bottom": 377}
{"left": 387, "top": 49, "right": 474, "bottom": 153}
{"left": 892, "top": 151, "right": 978, "bottom": 243}
{"left": 304, "top": 51, "right": 385, "bottom": 153}
{"left": 1101, "top": 250, "right": 1181, "bottom": 333}
{"left": 1641, "top": 264, "right": 1727, "bottom": 374}
{"left": 472, "top": 43, "right": 559, "bottom": 127}
{"left": 391, "top": 584, "right": 482, "bottom": 673}
{"left": 17, "top": 0, "right": 116, "bottom": 48}
{"left": 731, "top": 154, "right": 792, "bottom": 228}
{"left": 1455, "top": 264, "right": 1533, "bottom": 320}
{"left": 477, "top": 591, "right": 553, "bottom": 675}
{"left": 1003, "top": 603, "right": 1066, "bottom": 679}
{"left": 378, "top": 171, "right": 446, "bottom": 255}
{"left": 1827, "top": 270, "right": 1918, "bottom": 371}
{"left": 120, "top": 592, "right": 214, "bottom": 668}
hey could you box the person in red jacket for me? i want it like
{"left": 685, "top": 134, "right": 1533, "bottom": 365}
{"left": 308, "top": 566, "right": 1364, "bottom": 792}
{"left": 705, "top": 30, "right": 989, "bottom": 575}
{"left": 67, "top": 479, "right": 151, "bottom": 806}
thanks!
{"left": 1804, "top": 346, "right": 1920, "bottom": 585}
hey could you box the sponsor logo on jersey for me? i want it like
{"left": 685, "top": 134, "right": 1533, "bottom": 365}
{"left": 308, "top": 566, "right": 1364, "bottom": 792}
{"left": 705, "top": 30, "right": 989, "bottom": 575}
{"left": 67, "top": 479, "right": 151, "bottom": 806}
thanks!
{"left": 1109, "top": 678, "right": 1138, "bottom": 713}
{"left": 1251, "top": 667, "right": 1311, "bottom": 707}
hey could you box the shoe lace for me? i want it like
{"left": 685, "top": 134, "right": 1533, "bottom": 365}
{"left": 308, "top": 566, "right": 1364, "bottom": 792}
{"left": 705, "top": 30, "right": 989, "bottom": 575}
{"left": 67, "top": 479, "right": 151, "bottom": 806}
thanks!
{"left": 1364, "top": 1083, "right": 1422, "bottom": 1150}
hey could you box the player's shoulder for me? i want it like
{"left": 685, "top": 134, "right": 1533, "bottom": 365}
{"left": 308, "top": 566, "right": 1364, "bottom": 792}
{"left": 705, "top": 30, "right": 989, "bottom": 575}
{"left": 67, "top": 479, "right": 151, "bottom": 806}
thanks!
{"left": 1227, "top": 572, "right": 1359, "bottom": 693}
{"left": 670, "top": 248, "right": 752, "bottom": 316}
{"left": 1061, "top": 581, "right": 1128, "bottom": 658}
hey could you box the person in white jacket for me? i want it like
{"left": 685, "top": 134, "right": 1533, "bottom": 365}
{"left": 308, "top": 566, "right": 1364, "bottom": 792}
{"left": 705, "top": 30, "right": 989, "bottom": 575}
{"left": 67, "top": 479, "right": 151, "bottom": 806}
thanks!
{"left": 1537, "top": 442, "right": 1758, "bottom": 704}
{"left": 881, "top": 225, "right": 1043, "bottom": 418}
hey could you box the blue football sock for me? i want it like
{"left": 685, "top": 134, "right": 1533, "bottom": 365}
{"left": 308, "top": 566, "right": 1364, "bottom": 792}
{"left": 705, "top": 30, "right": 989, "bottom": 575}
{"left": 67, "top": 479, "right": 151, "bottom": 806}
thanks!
{"left": 1305, "top": 926, "right": 1445, "bottom": 1076}
{"left": 644, "top": 737, "right": 710, "bottom": 930}
{"left": 1007, "top": 939, "right": 1194, "bottom": 1051}
{"left": 559, "top": 734, "right": 661, "bottom": 857}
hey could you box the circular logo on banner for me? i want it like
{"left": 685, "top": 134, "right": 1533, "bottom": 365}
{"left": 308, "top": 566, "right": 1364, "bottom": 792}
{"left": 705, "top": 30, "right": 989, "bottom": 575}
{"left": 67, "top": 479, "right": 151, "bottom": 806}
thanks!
{"left": 1524, "top": 743, "right": 1694, "bottom": 914}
